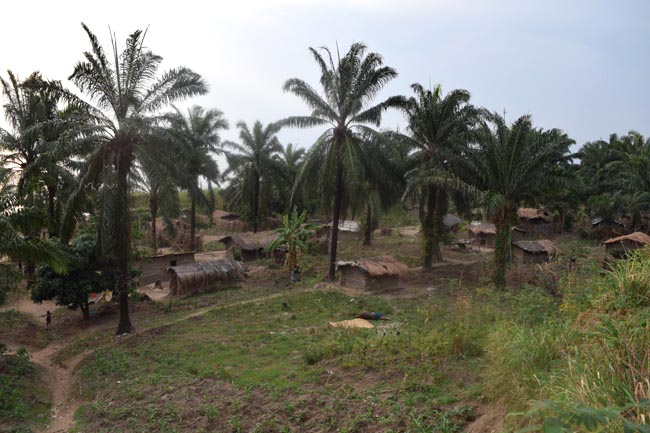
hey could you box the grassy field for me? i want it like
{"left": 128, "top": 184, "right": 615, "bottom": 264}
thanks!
{"left": 3, "top": 231, "right": 649, "bottom": 432}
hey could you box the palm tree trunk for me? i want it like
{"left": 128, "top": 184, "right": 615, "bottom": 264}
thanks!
{"left": 422, "top": 188, "right": 442, "bottom": 268}
{"left": 150, "top": 193, "right": 158, "bottom": 254}
{"left": 47, "top": 184, "right": 57, "bottom": 237}
{"left": 328, "top": 143, "right": 344, "bottom": 281}
{"left": 493, "top": 205, "right": 514, "bottom": 289}
{"left": 115, "top": 146, "right": 134, "bottom": 335}
{"left": 363, "top": 201, "right": 372, "bottom": 246}
{"left": 190, "top": 189, "right": 196, "bottom": 251}
{"left": 252, "top": 172, "right": 260, "bottom": 233}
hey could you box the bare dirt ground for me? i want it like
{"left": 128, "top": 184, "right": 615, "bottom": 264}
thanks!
{"left": 0, "top": 297, "right": 58, "bottom": 323}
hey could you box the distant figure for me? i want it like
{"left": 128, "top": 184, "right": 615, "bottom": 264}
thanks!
{"left": 42, "top": 311, "right": 52, "bottom": 329}
{"left": 290, "top": 266, "right": 301, "bottom": 283}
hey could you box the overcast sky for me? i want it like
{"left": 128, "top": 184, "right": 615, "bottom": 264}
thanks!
{"left": 1, "top": 0, "right": 648, "bottom": 159}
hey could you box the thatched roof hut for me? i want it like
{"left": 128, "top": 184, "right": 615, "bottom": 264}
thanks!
{"left": 517, "top": 208, "right": 553, "bottom": 234}
{"left": 166, "top": 258, "right": 246, "bottom": 297}
{"left": 217, "top": 230, "right": 280, "bottom": 261}
{"left": 602, "top": 232, "right": 650, "bottom": 258}
{"left": 467, "top": 223, "right": 496, "bottom": 247}
{"left": 512, "top": 240, "right": 558, "bottom": 264}
{"left": 337, "top": 256, "right": 409, "bottom": 291}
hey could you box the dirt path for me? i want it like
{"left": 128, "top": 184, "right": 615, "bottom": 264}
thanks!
{"left": 6, "top": 288, "right": 303, "bottom": 432}
{"left": 0, "top": 297, "right": 58, "bottom": 322}
{"left": 30, "top": 342, "right": 91, "bottom": 433}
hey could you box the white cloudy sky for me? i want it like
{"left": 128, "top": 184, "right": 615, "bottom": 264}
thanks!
{"left": 1, "top": 0, "right": 648, "bottom": 157}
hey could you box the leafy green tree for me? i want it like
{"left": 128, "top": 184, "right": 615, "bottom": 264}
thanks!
{"left": 280, "top": 42, "right": 401, "bottom": 280}
{"left": 266, "top": 207, "right": 314, "bottom": 270}
{"left": 397, "top": 84, "right": 481, "bottom": 266}
{"left": 461, "top": 113, "right": 572, "bottom": 288}
{"left": 31, "top": 234, "right": 114, "bottom": 318}
{"left": 63, "top": 24, "right": 207, "bottom": 334}
{"left": 223, "top": 121, "right": 283, "bottom": 232}
{"left": 164, "top": 105, "right": 227, "bottom": 250}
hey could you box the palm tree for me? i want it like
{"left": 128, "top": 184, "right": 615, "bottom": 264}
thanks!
{"left": 165, "top": 105, "right": 228, "bottom": 250}
{"left": 461, "top": 113, "right": 572, "bottom": 288}
{"left": 0, "top": 167, "right": 67, "bottom": 304}
{"left": 278, "top": 143, "right": 306, "bottom": 210}
{"left": 397, "top": 84, "right": 481, "bottom": 267}
{"left": 280, "top": 42, "right": 402, "bottom": 280}
{"left": 223, "top": 120, "right": 283, "bottom": 233}
{"left": 64, "top": 24, "right": 207, "bottom": 334}
{"left": 0, "top": 71, "right": 79, "bottom": 237}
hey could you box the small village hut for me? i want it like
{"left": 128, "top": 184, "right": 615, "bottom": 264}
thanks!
{"left": 517, "top": 208, "right": 554, "bottom": 235}
{"left": 166, "top": 258, "right": 246, "bottom": 297}
{"left": 337, "top": 256, "right": 409, "bottom": 291}
{"left": 217, "top": 230, "right": 280, "bottom": 261}
{"left": 467, "top": 223, "right": 496, "bottom": 247}
{"left": 602, "top": 232, "right": 650, "bottom": 258}
{"left": 512, "top": 240, "right": 558, "bottom": 264}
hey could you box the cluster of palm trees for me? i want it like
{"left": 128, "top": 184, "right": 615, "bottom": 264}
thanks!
{"left": 1, "top": 25, "right": 647, "bottom": 334}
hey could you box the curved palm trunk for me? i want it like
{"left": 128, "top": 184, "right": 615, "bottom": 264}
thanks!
{"left": 363, "top": 201, "right": 372, "bottom": 246}
{"left": 493, "top": 205, "right": 515, "bottom": 289}
{"left": 422, "top": 187, "right": 443, "bottom": 268}
{"left": 252, "top": 172, "right": 260, "bottom": 233}
{"left": 328, "top": 142, "right": 344, "bottom": 281}
{"left": 115, "top": 146, "right": 134, "bottom": 335}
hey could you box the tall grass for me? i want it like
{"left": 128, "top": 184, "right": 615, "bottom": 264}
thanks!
{"left": 489, "top": 249, "right": 650, "bottom": 432}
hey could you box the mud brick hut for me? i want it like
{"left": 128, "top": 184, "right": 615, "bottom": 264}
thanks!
{"left": 467, "top": 223, "right": 496, "bottom": 247}
{"left": 602, "top": 232, "right": 650, "bottom": 258}
{"left": 166, "top": 259, "right": 246, "bottom": 297}
{"left": 512, "top": 240, "right": 558, "bottom": 264}
{"left": 337, "top": 256, "right": 409, "bottom": 291}
{"left": 138, "top": 252, "right": 196, "bottom": 286}
{"left": 218, "top": 230, "right": 280, "bottom": 261}
{"left": 517, "top": 208, "right": 554, "bottom": 235}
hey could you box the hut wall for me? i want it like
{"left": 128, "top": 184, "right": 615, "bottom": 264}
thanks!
{"left": 513, "top": 248, "right": 549, "bottom": 265}
{"left": 520, "top": 220, "right": 554, "bottom": 235}
{"left": 340, "top": 267, "right": 370, "bottom": 290}
{"left": 138, "top": 252, "right": 195, "bottom": 285}
{"left": 368, "top": 275, "right": 400, "bottom": 291}
{"left": 605, "top": 240, "right": 643, "bottom": 258}
{"left": 472, "top": 233, "right": 495, "bottom": 247}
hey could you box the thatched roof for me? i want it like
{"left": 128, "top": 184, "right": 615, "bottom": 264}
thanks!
{"left": 213, "top": 210, "right": 240, "bottom": 221}
{"left": 166, "top": 259, "right": 246, "bottom": 292}
{"left": 513, "top": 240, "right": 558, "bottom": 255}
{"left": 217, "top": 230, "right": 280, "bottom": 251}
{"left": 443, "top": 214, "right": 462, "bottom": 228}
{"left": 467, "top": 223, "right": 496, "bottom": 235}
{"left": 602, "top": 232, "right": 650, "bottom": 246}
{"left": 517, "top": 208, "right": 552, "bottom": 222}
{"left": 336, "top": 256, "right": 409, "bottom": 277}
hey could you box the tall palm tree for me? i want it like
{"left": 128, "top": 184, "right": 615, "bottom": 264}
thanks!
{"left": 280, "top": 42, "right": 402, "bottom": 280}
{"left": 398, "top": 84, "right": 481, "bottom": 266}
{"left": 165, "top": 105, "right": 228, "bottom": 250}
{"left": 64, "top": 24, "right": 207, "bottom": 334}
{"left": 461, "top": 113, "right": 572, "bottom": 288}
{"left": 223, "top": 120, "right": 283, "bottom": 233}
